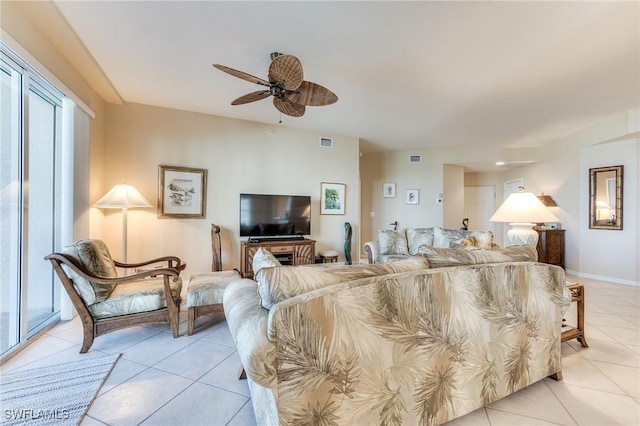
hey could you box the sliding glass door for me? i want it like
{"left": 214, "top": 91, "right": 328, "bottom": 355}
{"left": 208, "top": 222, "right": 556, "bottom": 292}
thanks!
{"left": 1, "top": 48, "right": 63, "bottom": 357}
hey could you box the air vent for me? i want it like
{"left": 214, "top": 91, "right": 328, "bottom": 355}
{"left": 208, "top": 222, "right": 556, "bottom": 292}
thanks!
{"left": 409, "top": 155, "right": 422, "bottom": 163}
{"left": 319, "top": 137, "right": 334, "bottom": 148}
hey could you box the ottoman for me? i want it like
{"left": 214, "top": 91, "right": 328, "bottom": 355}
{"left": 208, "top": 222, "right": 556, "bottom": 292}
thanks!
{"left": 187, "top": 270, "right": 241, "bottom": 335}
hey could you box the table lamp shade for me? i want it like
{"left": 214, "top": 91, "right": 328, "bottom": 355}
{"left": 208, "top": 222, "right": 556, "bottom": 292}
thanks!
{"left": 490, "top": 192, "right": 559, "bottom": 246}
{"left": 94, "top": 184, "right": 152, "bottom": 209}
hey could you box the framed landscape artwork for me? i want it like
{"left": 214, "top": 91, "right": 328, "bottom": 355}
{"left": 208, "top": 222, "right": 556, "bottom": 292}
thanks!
{"left": 320, "top": 182, "right": 346, "bottom": 215}
{"left": 158, "top": 165, "right": 207, "bottom": 218}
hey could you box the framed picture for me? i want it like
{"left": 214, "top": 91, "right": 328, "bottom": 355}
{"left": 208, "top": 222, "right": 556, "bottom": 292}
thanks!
{"left": 158, "top": 165, "right": 207, "bottom": 218}
{"left": 406, "top": 189, "right": 419, "bottom": 205}
{"left": 320, "top": 182, "right": 346, "bottom": 215}
{"left": 383, "top": 182, "right": 396, "bottom": 198}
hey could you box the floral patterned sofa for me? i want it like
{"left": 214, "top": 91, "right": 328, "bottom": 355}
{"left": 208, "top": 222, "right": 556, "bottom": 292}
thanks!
{"left": 223, "top": 246, "right": 565, "bottom": 425}
{"left": 364, "top": 226, "right": 497, "bottom": 264}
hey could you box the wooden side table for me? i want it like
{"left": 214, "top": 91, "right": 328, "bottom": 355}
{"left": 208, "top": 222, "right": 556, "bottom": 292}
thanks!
{"left": 534, "top": 227, "right": 565, "bottom": 269}
{"left": 561, "top": 283, "right": 588, "bottom": 347}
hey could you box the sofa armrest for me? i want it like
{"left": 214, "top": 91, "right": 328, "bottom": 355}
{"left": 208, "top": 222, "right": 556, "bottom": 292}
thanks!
{"left": 363, "top": 241, "right": 379, "bottom": 264}
{"left": 223, "top": 279, "right": 276, "bottom": 389}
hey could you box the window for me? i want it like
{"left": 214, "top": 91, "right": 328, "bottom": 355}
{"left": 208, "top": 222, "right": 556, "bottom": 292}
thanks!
{"left": 1, "top": 46, "right": 65, "bottom": 358}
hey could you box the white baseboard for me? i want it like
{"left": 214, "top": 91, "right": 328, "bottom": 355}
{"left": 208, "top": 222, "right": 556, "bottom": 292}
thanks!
{"left": 565, "top": 269, "right": 639, "bottom": 287}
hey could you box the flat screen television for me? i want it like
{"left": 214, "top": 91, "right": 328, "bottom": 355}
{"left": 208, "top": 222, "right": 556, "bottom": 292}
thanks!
{"left": 240, "top": 193, "right": 311, "bottom": 238}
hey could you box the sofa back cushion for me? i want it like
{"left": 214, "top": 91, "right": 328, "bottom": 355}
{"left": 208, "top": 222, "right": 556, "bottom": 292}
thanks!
{"left": 256, "top": 255, "right": 429, "bottom": 309}
{"left": 61, "top": 239, "right": 118, "bottom": 305}
{"left": 433, "top": 226, "right": 495, "bottom": 249}
{"left": 406, "top": 227, "right": 434, "bottom": 255}
{"left": 418, "top": 244, "right": 538, "bottom": 268}
{"left": 377, "top": 229, "right": 409, "bottom": 256}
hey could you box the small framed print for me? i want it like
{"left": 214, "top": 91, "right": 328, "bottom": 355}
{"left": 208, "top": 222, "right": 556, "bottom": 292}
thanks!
{"left": 406, "top": 189, "right": 419, "bottom": 205}
{"left": 320, "top": 182, "right": 346, "bottom": 215}
{"left": 158, "top": 165, "right": 207, "bottom": 218}
{"left": 383, "top": 182, "right": 396, "bottom": 198}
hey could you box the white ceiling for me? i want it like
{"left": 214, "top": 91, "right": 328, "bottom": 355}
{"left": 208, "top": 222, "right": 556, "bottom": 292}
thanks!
{"left": 53, "top": 1, "right": 639, "bottom": 157}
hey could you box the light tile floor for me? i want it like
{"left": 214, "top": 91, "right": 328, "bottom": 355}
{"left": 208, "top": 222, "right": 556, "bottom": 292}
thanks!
{"left": 1, "top": 275, "right": 638, "bottom": 425}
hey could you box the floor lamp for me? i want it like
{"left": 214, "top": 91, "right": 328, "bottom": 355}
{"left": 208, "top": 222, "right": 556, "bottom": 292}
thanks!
{"left": 94, "top": 183, "right": 152, "bottom": 263}
{"left": 490, "top": 190, "right": 559, "bottom": 247}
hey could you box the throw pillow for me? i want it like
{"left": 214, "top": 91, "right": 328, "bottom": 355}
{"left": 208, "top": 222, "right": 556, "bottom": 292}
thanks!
{"left": 432, "top": 226, "right": 467, "bottom": 248}
{"left": 406, "top": 228, "right": 434, "bottom": 255}
{"left": 418, "top": 244, "right": 537, "bottom": 268}
{"left": 377, "top": 229, "right": 409, "bottom": 256}
{"left": 252, "top": 247, "right": 282, "bottom": 276}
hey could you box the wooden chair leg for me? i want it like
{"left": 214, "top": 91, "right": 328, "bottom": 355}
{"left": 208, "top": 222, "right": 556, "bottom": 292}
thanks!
{"left": 79, "top": 316, "right": 95, "bottom": 353}
{"left": 80, "top": 329, "right": 94, "bottom": 354}
{"left": 550, "top": 371, "right": 563, "bottom": 381}
{"left": 188, "top": 307, "right": 196, "bottom": 336}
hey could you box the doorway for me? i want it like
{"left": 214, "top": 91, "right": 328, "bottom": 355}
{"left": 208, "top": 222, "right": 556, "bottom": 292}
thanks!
{"left": 463, "top": 186, "right": 496, "bottom": 233}
{"left": 500, "top": 178, "right": 525, "bottom": 247}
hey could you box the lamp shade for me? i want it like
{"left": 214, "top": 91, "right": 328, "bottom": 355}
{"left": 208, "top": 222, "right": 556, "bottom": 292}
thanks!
{"left": 490, "top": 192, "right": 559, "bottom": 224}
{"left": 94, "top": 184, "right": 151, "bottom": 209}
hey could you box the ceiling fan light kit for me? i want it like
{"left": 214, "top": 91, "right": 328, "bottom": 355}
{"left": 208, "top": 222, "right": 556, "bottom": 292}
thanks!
{"left": 213, "top": 52, "right": 338, "bottom": 118}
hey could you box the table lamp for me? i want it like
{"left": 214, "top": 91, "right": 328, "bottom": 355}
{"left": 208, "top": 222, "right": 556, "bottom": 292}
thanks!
{"left": 490, "top": 190, "right": 559, "bottom": 247}
{"left": 94, "top": 183, "right": 152, "bottom": 262}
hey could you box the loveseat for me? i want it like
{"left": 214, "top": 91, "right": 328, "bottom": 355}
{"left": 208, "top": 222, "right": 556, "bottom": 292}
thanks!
{"left": 223, "top": 246, "right": 565, "bottom": 425}
{"left": 364, "top": 226, "right": 496, "bottom": 264}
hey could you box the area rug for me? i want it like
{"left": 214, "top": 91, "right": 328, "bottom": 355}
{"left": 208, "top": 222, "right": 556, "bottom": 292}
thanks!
{"left": 1, "top": 353, "right": 121, "bottom": 426}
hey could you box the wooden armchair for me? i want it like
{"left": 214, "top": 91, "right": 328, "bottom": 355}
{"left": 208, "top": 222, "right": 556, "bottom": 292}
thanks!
{"left": 45, "top": 239, "right": 185, "bottom": 353}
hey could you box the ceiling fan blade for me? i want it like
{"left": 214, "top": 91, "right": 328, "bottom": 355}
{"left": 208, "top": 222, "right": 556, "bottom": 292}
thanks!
{"left": 268, "top": 55, "right": 303, "bottom": 91}
{"left": 273, "top": 97, "right": 305, "bottom": 117}
{"left": 231, "top": 90, "right": 272, "bottom": 105}
{"left": 284, "top": 81, "right": 338, "bottom": 106}
{"left": 213, "top": 64, "right": 270, "bottom": 87}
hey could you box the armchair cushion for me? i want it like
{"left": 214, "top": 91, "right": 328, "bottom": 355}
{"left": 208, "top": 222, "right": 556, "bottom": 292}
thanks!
{"left": 62, "top": 239, "right": 118, "bottom": 305}
{"left": 377, "top": 229, "right": 409, "bottom": 255}
{"left": 89, "top": 276, "right": 183, "bottom": 319}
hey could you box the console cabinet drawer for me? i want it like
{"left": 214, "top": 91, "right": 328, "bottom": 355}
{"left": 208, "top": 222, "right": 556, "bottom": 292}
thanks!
{"left": 270, "top": 245, "right": 293, "bottom": 254}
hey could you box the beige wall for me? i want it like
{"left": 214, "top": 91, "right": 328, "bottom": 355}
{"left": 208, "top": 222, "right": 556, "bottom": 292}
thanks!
{"left": 360, "top": 151, "right": 444, "bottom": 250}
{"left": 361, "top": 109, "right": 639, "bottom": 285}
{"left": 102, "top": 103, "right": 360, "bottom": 276}
{"left": 443, "top": 164, "right": 464, "bottom": 229}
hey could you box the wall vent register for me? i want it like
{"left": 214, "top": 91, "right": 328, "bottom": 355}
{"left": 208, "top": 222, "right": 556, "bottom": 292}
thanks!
{"left": 319, "top": 137, "right": 334, "bottom": 148}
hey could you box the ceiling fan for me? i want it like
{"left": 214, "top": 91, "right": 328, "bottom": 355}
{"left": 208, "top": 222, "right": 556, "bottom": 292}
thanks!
{"left": 213, "top": 52, "right": 338, "bottom": 118}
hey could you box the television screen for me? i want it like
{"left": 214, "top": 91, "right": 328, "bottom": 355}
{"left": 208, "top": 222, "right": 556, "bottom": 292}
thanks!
{"left": 240, "top": 194, "right": 311, "bottom": 237}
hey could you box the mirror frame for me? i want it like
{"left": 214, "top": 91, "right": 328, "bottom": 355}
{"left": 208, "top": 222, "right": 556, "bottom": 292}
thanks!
{"left": 589, "top": 165, "right": 623, "bottom": 230}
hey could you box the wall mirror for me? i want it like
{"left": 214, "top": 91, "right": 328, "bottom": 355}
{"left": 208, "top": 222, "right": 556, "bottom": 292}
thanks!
{"left": 589, "top": 165, "right": 623, "bottom": 230}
